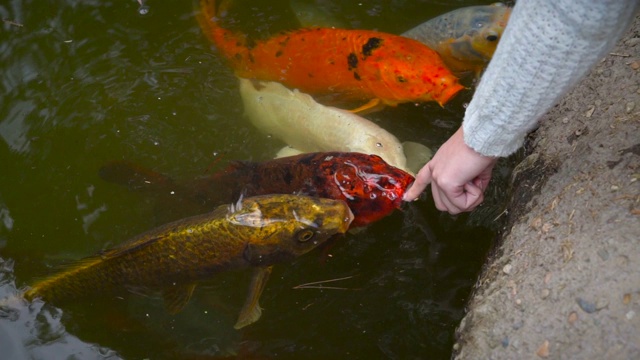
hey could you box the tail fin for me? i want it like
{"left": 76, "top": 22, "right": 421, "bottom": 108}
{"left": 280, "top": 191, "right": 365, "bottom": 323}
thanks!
{"left": 196, "top": 0, "right": 249, "bottom": 67}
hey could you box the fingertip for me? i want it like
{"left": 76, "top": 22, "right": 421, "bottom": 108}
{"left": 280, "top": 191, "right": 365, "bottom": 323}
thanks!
{"left": 402, "top": 187, "right": 421, "bottom": 202}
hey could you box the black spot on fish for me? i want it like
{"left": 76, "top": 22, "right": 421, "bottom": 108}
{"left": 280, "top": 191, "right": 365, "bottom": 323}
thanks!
{"left": 283, "top": 170, "right": 293, "bottom": 185}
{"left": 234, "top": 53, "right": 242, "bottom": 61}
{"left": 248, "top": 53, "right": 255, "bottom": 63}
{"left": 246, "top": 37, "right": 257, "bottom": 50}
{"left": 362, "top": 37, "right": 383, "bottom": 57}
{"left": 396, "top": 75, "right": 407, "bottom": 83}
{"left": 275, "top": 50, "right": 283, "bottom": 58}
{"left": 298, "top": 154, "right": 314, "bottom": 167}
{"left": 353, "top": 72, "right": 361, "bottom": 81}
{"left": 278, "top": 37, "right": 290, "bottom": 48}
{"left": 347, "top": 53, "right": 358, "bottom": 70}
{"left": 308, "top": 73, "right": 314, "bottom": 78}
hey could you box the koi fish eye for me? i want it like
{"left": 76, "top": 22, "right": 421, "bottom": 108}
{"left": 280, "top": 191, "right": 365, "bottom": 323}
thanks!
{"left": 485, "top": 32, "right": 499, "bottom": 42}
{"left": 296, "top": 229, "right": 316, "bottom": 243}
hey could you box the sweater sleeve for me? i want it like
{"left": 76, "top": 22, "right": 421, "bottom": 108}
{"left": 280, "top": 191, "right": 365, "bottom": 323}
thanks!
{"left": 462, "top": 0, "right": 639, "bottom": 157}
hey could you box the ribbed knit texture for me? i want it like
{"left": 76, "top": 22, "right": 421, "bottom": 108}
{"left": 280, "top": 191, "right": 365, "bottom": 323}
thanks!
{"left": 463, "top": 0, "right": 639, "bottom": 157}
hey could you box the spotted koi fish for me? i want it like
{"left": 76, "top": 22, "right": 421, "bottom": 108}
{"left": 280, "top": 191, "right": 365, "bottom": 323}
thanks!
{"left": 197, "top": 0, "right": 464, "bottom": 113}
{"left": 99, "top": 152, "right": 415, "bottom": 228}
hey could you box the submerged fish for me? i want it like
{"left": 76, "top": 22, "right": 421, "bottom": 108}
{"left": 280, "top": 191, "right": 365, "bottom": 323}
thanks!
{"left": 239, "top": 78, "right": 408, "bottom": 172}
{"left": 100, "top": 152, "right": 415, "bottom": 228}
{"left": 289, "top": 0, "right": 348, "bottom": 29}
{"left": 23, "top": 194, "right": 353, "bottom": 329}
{"left": 197, "top": 0, "right": 464, "bottom": 113}
{"left": 401, "top": 3, "right": 511, "bottom": 77}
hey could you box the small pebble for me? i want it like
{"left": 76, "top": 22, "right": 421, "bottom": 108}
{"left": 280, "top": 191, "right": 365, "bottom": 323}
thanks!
{"left": 541, "top": 288, "right": 550, "bottom": 300}
{"left": 544, "top": 272, "right": 552, "bottom": 284}
{"left": 584, "top": 105, "right": 595, "bottom": 118}
{"left": 625, "top": 101, "right": 635, "bottom": 113}
{"left": 501, "top": 337, "right": 509, "bottom": 348}
{"left": 623, "top": 293, "right": 631, "bottom": 305}
{"left": 626, "top": 310, "right": 635, "bottom": 320}
{"left": 512, "top": 320, "right": 524, "bottom": 330}
{"left": 576, "top": 297, "right": 597, "bottom": 313}
{"left": 568, "top": 311, "right": 578, "bottom": 325}
{"left": 630, "top": 60, "right": 640, "bottom": 70}
{"left": 503, "top": 264, "right": 513, "bottom": 274}
{"left": 597, "top": 248, "right": 610, "bottom": 261}
{"left": 536, "top": 340, "right": 550, "bottom": 358}
{"left": 611, "top": 185, "right": 619, "bottom": 191}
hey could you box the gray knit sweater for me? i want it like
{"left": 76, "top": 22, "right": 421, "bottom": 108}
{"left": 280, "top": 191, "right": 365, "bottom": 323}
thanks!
{"left": 463, "top": 0, "right": 639, "bottom": 157}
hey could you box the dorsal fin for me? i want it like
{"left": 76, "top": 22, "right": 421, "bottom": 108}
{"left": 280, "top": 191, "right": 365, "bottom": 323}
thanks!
{"left": 97, "top": 233, "right": 168, "bottom": 260}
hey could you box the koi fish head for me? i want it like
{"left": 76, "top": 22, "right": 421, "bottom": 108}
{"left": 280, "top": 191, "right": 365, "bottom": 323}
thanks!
{"left": 373, "top": 43, "right": 465, "bottom": 107}
{"left": 231, "top": 194, "right": 354, "bottom": 265}
{"left": 468, "top": 3, "right": 511, "bottom": 61}
{"left": 315, "top": 153, "right": 415, "bottom": 227}
{"left": 448, "top": 3, "right": 512, "bottom": 64}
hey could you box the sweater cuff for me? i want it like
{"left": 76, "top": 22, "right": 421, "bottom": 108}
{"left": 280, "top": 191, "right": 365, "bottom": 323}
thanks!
{"left": 463, "top": 109, "right": 527, "bottom": 158}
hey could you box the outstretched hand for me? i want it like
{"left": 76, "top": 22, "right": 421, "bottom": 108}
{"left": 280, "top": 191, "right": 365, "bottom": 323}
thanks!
{"left": 403, "top": 127, "right": 498, "bottom": 214}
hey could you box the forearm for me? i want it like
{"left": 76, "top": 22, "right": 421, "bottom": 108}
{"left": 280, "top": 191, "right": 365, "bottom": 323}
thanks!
{"left": 463, "top": 0, "right": 638, "bottom": 157}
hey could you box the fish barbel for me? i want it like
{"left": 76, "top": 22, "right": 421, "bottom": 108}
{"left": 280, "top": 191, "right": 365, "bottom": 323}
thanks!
{"left": 401, "top": 3, "right": 512, "bottom": 77}
{"left": 23, "top": 194, "right": 353, "bottom": 329}
{"left": 197, "top": 0, "right": 464, "bottom": 113}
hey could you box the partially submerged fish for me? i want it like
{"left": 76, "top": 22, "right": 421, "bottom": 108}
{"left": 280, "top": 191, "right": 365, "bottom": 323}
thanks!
{"left": 23, "top": 194, "right": 353, "bottom": 329}
{"left": 239, "top": 78, "right": 408, "bottom": 172}
{"left": 99, "top": 152, "right": 415, "bottom": 228}
{"left": 289, "top": 0, "right": 348, "bottom": 29}
{"left": 401, "top": 3, "right": 511, "bottom": 76}
{"left": 197, "top": 0, "right": 464, "bottom": 113}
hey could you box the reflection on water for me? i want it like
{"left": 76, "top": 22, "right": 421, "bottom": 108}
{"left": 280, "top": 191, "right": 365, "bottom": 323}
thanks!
{"left": 0, "top": 258, "right": 122, "bottom": 359}
{"left": 0, "top": 0, "right": 510, "bottom": 359}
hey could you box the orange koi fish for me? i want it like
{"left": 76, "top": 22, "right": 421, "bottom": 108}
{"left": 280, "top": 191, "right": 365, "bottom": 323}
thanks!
{"left": 197, "top": 0, "right": 464, "bottom": 113}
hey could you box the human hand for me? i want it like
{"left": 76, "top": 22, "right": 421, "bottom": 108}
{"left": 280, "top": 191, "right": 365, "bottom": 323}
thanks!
{"left": 403, "top": 127, "right": 498, "bottom": 214}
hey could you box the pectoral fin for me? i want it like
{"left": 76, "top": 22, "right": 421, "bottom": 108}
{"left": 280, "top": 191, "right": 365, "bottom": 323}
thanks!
{"left": 234, "top": 266, "right": 273, "bottom": 329}
{"left": 349, "top": 98, "right": 386, "bottom": 115}
{"left": 163, "top": 283, "right": 197, "bottom": 315}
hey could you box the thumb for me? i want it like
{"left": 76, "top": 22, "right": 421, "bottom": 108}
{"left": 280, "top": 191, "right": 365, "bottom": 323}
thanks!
{"left": 403, "top": 164, "right": 433, "bottom": 201}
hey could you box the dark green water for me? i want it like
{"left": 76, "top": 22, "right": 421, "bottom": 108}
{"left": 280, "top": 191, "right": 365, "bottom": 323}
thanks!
{"left": 0, "top": 1, "right": 509, "bottom": 359}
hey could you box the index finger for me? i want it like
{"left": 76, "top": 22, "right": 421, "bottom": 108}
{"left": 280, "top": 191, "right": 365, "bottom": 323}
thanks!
{"left": 403, "top": 164, "right": 433, "bottom": 201}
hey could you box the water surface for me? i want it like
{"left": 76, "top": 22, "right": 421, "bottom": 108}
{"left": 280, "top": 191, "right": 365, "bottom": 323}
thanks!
{"left": 0, "top": 1, "right": 509, "bottom": 358}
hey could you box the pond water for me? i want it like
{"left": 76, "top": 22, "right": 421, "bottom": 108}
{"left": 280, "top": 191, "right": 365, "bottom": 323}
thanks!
{"left": 0, "top": 1, "right": 512, "bottom": 359}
